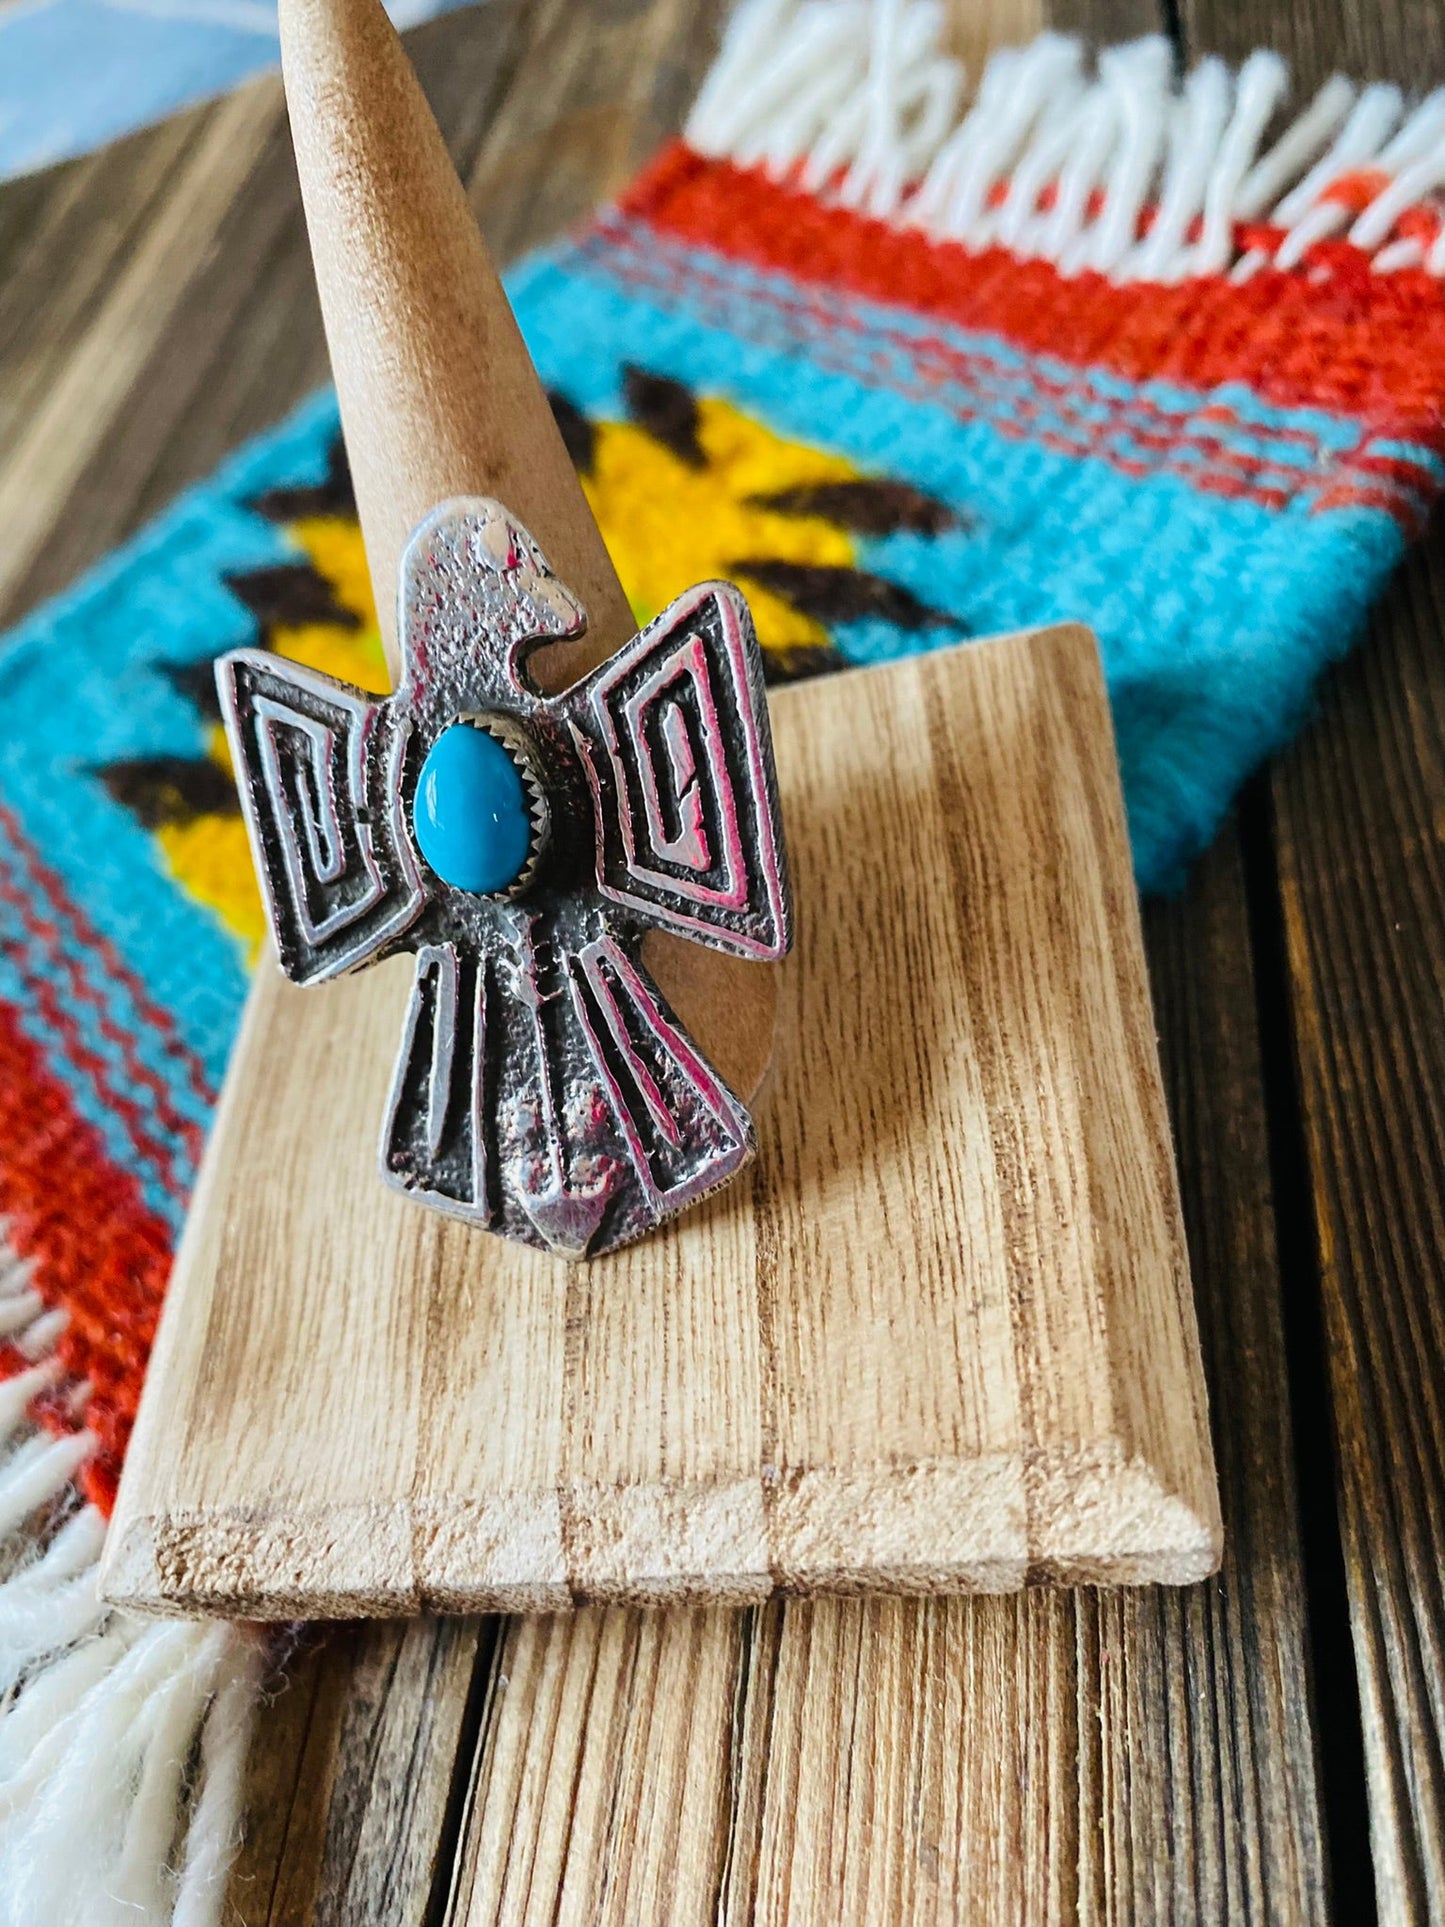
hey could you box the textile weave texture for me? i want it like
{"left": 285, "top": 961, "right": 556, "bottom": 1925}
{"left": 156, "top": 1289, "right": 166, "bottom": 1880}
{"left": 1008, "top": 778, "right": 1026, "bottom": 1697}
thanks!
{"left": 4, "top": 128, "right": 1445, "bottom": 1516}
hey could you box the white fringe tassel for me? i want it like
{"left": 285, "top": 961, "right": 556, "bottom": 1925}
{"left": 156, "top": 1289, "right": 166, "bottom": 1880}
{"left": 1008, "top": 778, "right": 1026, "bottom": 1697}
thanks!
{"left": 0, "top": 1294, "right": 261, "bottom": 1927}
{"left": 687, "top": 0, "right": 1445, "bottom": 279}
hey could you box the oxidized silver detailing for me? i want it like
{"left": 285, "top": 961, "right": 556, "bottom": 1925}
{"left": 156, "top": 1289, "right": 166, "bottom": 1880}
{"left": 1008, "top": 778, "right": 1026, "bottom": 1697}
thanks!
{"left": 218, "top": 657, "right": 424, "bottom": 982}
{"left": 217, "top": 496, "right": 792, "bottom": 1259}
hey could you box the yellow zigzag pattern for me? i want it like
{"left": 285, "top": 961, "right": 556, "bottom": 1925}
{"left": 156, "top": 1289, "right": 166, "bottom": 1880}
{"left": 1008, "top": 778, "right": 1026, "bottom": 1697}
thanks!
{"left": 581, "top": 395, "right": 861, "bottom": 645}
{"left": 158, "top": 515, "right": 388, "bottom": 958}
{"left": 156, "top": 398, "right": 892, "bottom": 953}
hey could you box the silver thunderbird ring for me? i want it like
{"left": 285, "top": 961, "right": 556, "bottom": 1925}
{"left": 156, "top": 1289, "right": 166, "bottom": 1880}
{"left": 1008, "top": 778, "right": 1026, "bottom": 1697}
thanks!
{"left": 217, "top": 498, "right": 793, "bottom": 1260}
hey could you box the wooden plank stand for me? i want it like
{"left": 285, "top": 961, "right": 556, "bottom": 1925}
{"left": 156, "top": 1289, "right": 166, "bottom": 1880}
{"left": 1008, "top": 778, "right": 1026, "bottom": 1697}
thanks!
{"left": 101, "top": 0, "right": 1221, "bottom": 1618}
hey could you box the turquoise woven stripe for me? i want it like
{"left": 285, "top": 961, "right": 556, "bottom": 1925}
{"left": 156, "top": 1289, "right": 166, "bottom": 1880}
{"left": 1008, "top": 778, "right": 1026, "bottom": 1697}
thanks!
{"left": 509, "top": 248, "right": 1404, "bottom": 888}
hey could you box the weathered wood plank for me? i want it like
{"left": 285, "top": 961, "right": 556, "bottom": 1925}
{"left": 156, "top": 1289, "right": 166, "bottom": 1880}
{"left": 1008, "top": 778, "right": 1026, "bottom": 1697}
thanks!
{"left": 1179, "top": 0, "right": 1445, "bottom": 1917}
{"left": 1045, "top": 0, "right": 1160, "bottom": 40}
{"left": 1136, "top": 852, "right": 1328, "bottom": 1922}
{"left": 464, "top": 0, "right": 726, "bottom": 262}
{"left": 0, "top": 83, "right": 283, "bottom": 617}
{"left": 0, "top": 110, "right": 217, "bottom": 459}
{"left": 0, "top": 4, "right": 561, "bottom": 623}
{"left": 1178, "top": 0, "right": 1445, "bottom": 93}
{"left": 239, "top": 1617, "right": 492, "bottom": 1926}
{"left": 1271, "top": 544, "right": 1445, "bottom": 1926}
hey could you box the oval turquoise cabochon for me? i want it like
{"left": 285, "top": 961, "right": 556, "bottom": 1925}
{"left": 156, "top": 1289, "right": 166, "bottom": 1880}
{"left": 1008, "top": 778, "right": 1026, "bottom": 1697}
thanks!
{"left": 413, "top": 721, "right": 534, "bottom": 896}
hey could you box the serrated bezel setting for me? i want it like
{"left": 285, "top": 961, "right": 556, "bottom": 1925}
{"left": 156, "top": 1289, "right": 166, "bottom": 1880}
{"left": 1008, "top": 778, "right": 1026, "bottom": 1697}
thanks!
{"left": 454, "top": 710, "right": 551, "bottom": 899}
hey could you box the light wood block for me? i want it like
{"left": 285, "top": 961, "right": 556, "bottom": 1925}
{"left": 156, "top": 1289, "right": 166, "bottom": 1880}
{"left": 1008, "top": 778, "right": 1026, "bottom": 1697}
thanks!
{"left": 103, "top": 622, "right": 1221, "bottom": 1617}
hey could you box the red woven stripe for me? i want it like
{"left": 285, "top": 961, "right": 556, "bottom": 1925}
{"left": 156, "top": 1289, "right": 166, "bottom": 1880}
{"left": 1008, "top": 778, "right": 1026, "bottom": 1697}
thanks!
{"left": 0, "top": 1000, "right": 172, "bottom": 1515}
{"left": 0, "top": 861, "right": 193, "bottom": 1205}
{"left": 1313, "top": 482, "right": 1428, "bottom": 520}
{"left": 623, "top": 143, "right": 1445, "bottom": 434}
{"left": 0, "top": 798, "right": 216, "bottom": 1120}
{"left": 590, "top": 215, "right": 1345, "bottom": 513}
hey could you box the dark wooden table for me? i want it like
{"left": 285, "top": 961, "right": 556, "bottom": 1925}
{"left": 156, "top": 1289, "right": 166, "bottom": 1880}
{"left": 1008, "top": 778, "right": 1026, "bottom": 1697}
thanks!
{"left": 3, "top": 1, "right": 1442, "bottom": 1920}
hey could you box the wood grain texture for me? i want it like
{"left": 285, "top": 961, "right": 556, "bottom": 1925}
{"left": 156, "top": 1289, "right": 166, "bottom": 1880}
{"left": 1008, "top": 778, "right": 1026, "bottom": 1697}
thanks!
{"left": 1180, "top": 0, "right": 1445, "bottom": 92}
{"left": 1045, "top": 0, "right": 1161, "bottom": 40}
{"left": 446, "top": 831, "right": 1327, "bottom": 1927}
{"left": 0, "top": 84, "right": 283, "bottom": 614}
{"left": 105, "top": 621, "right": 1219, "bottom": 1615}
{"left": 1270, "top": 543, "right": 1445, "bottom": 1922}
{"left": 462, "top": 0, "right": 726, "bottom": 277}
{"left": 1178, "top": 1, "right": 1445, "bottom": 1918}
{"left": 227, "top": 1617, "right": 486, "bottom": 1926}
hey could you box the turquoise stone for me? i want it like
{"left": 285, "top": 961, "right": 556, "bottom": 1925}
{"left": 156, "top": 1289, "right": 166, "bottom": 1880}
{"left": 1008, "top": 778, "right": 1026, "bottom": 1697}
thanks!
{"left": 413, "top": 722, "right": 534, "bottom": 895}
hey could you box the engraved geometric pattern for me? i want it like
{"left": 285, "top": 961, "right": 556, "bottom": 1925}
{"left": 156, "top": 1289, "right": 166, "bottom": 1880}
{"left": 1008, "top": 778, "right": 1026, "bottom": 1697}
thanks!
{"left": 217, "top": 498, "right": 792, "bottom": 1258}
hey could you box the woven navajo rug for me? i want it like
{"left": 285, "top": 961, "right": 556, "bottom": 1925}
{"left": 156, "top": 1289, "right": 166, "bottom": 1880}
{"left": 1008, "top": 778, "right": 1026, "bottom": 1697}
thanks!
{"left": 5, "top": 11, "right": 1445, "bottom": 1919}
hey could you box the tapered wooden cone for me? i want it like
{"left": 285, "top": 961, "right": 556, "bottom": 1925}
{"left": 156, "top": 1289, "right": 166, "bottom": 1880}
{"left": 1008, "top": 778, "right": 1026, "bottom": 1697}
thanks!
{"left": 278, "top": 0, "right": 775, "bottom": 1093}
{"left": 279, "top": 0, "right": 626, "bottom": 679}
